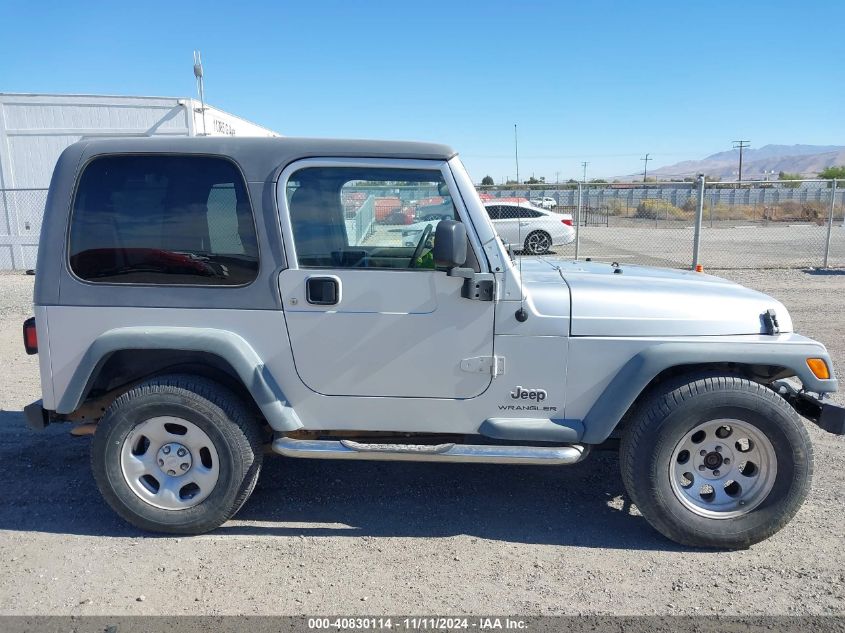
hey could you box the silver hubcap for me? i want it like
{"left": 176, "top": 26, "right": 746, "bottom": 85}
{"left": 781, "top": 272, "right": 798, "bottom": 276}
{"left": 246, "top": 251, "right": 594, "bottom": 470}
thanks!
{"left": 156, "top": 442, "right": 192, "bottom": 476}
{"left": 669, "top": 418, "right": 777, "bottom": 518}
{"left": 526, "top": 232, "right": 550, "bottom": 254}
{"left": 120, "top": 417, "right": 220, "bottom": 510}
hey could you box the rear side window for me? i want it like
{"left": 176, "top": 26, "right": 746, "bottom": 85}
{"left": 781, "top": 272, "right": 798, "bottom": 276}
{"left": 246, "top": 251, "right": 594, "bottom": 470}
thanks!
{"left": 500, "top": 206, "right": 542, "bottom": 219}
{"left": 69, "top": 155, "right": 259, "bottom": 285}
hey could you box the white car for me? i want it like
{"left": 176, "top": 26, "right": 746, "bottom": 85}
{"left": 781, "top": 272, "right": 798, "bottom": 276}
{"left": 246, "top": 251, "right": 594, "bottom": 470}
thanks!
{"left": 401, "top": 216, "right": 455, "bottom": 247}
{"left": 484, "top": 202, "right": 575, "bottom": 254}
{"left": 529, "top": 196, "right": 557, "bottom": 209}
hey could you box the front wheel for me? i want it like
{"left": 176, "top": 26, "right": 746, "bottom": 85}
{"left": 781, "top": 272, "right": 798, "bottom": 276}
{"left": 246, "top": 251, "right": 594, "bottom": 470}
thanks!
{"left": 91, "top": 375, "right": 263, "bottom": 534}
{"left": 524, "top": 230, "right": 552, "bottom": 255}
{"left": 620, "top": 373, "right": 813, "bottom": 549}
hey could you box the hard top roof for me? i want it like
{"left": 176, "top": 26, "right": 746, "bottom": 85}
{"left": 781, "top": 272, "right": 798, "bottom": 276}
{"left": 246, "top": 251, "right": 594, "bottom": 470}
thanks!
{"left": 74, "top": 136, "right": 457, "bottom": 182}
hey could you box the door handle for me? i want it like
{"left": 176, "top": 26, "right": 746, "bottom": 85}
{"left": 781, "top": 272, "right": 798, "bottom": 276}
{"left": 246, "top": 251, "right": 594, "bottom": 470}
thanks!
{"left": 306, "top": 276, "right": 341, "bottom": 305}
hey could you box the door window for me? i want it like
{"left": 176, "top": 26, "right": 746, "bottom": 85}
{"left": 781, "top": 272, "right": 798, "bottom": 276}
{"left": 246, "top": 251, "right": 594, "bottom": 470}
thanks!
{"left": 286, "top": 167, "right": 458, "bottom": 270}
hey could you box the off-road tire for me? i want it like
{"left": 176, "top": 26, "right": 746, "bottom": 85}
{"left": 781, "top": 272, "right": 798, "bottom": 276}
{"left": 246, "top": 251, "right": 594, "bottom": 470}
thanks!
{"left": 620, "top": 373, "right": 813, "bottom": 549}
{"left": 91, "top": 374, "right": 263, "bottom": 534}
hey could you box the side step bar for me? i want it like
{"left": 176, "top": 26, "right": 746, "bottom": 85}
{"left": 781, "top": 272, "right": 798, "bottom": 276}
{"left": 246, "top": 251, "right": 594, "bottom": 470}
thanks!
{"left": 272, "top": 436, "right": 587, "bottom": 465}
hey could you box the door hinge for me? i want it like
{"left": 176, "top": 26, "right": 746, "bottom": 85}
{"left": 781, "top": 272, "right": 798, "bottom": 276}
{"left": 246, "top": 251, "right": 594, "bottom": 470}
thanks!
{"left": 460, "top": 356, "right": 506, "bottom": 377}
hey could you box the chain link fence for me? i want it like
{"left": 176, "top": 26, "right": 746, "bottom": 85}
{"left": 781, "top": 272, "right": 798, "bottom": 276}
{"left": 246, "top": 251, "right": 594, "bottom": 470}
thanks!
{"left": 0, "top": 188, "right": 48, "bottom": 269}
{"left": 1, "top": 181, "right": 843, "bottom": 270}
{"left": 479, "top": 179, "right": 844, "bottom": 269}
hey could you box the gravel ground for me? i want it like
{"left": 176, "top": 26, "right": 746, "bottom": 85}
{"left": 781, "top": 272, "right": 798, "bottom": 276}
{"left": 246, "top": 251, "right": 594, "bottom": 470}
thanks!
{"left": 0, "top": 269, "right": 843, "bottom": 616}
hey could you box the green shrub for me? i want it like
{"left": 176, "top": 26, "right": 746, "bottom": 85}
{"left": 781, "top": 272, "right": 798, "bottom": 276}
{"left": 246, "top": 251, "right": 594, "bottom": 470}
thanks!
{"left": 635, "top": 199, "right": 689, "bottom": 220}
{"left": 605, "top": 199, "right": 630, "bottom": 216}
{"left": 681, "top": 197, "right": 699, "bottom": 213}
{"left": 701, "top": 202, "right": 826, "bottom": 223}
{"left": 819, "top": 166, "right": 845, "bottom": 180}
{"left": 769, "top": 201, "right": 827, "bottom": 222}
{"left": 778, "top": 172, "right": 802, "bottom": 188}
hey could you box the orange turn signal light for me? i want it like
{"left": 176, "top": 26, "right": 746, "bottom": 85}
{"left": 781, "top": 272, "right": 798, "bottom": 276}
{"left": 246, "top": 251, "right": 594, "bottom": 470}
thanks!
{"left": 806, "top": 358, "right": 830, "bottom": 380}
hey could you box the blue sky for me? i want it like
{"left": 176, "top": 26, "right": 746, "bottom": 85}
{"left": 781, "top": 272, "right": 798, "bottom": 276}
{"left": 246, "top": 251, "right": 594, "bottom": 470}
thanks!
{"left": 1, "top": 0, "right": 842, "bottom": 182}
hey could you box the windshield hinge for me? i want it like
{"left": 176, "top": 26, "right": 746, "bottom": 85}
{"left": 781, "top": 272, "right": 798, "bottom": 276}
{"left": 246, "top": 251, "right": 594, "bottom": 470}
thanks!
{"left": 762, "top": 309, "right": 780, "bottom": 335}
{"left": 449, "top": 268, "right": 495, "bottom": 301}
{"left": 460, "top": 356, "right": 506, "bottom": 377}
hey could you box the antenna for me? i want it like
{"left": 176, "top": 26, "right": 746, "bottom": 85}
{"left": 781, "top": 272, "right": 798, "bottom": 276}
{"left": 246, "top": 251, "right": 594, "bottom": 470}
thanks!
{"left": 641, "top": 153, "right": 651, "bottom": 182}
{"left": 193, "top": 50, "right": 207, "bottom": 136}
{"left": 513, "top": 123, "right": 528, "bottom": 323}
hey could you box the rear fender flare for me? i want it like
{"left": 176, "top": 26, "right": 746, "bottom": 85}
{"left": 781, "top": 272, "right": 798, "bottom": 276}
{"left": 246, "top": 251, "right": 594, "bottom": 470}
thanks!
{"left": 56, "top": 327, "right": 302, "bottom": 432}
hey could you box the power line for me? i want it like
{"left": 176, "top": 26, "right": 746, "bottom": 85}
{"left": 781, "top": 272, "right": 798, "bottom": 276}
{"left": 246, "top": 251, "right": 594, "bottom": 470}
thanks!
{"left": 641, "top": 153, "right": 651, "bottom": 183}
{"left": 733, "top": 140, "right": 750, "bottom": 183}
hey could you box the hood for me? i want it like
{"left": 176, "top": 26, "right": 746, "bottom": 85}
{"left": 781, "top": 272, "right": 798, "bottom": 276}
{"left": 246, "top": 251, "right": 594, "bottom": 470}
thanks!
{"left": 519, "top": 259, "right": 792, "bottom": 337}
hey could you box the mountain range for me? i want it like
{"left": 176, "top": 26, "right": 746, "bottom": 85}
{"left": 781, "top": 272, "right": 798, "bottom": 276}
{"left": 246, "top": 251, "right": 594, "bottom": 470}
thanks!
{"left": 630, "top": 145, "right": 845, "bottom": 180}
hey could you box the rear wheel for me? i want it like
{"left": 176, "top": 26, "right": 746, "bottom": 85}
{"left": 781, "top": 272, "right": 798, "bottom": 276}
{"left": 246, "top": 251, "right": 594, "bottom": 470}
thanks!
{"left": 91, "top": 374, "right": 263, "bottom": 534}
{"left": 524, "top": 230, "right": 551, "bottom": 254}
{"left": 620, "top": 373, "right": 812, "bottom": 549}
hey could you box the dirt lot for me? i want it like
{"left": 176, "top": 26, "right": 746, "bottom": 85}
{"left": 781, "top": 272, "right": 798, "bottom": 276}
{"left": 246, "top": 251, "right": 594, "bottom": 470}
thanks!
{"left": 0, "top": 269, "right": 843, "bottom": 616}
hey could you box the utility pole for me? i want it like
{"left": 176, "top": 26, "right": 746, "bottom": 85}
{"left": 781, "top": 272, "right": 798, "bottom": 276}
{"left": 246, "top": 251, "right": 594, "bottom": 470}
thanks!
{"left": 733, "top": 140, "right": 750, "bottom": 183}
{"left": 514, "top": 124, "right": 520, "bottom": 185}
{"left": 581, "top": 161, "right": 589, "bottom": 183}
{"left": 641, "top": 153, "right": 651, "bottom": 183}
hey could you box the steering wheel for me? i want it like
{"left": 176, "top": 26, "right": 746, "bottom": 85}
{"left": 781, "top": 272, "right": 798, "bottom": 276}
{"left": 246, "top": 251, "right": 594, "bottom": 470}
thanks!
{"left": 409, "top": 224, "right": 434, "bottom": 268}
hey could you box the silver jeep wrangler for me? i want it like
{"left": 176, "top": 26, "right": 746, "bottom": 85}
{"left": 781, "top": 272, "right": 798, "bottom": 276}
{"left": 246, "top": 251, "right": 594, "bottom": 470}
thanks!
{"left": 22, "top": 137, "right": 845, "bottom": 548}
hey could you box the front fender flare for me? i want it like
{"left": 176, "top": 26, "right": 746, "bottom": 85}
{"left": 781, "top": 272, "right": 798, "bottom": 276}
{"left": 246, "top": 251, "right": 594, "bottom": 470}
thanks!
{"left": 580, "top": 337, "right": 838, "bottom": 444}
{"left": 56, "top": 326, "right": 302, "bottom": 432}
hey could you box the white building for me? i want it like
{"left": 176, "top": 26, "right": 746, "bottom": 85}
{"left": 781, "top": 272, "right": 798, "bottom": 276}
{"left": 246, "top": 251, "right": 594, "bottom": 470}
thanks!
{"left": 0, "top": 92, "right": 280, "bottom": 269}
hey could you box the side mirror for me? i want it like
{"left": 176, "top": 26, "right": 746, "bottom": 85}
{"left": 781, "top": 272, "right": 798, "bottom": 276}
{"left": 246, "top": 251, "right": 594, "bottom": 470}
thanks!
{"left": 433, "top": 220, "right": 467, "bottom": 269}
